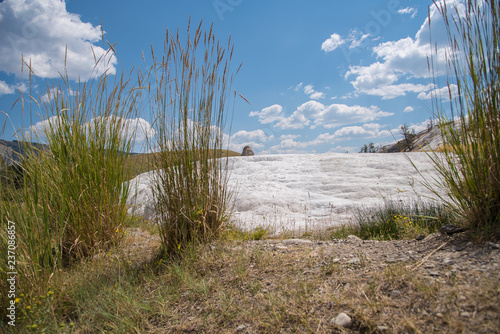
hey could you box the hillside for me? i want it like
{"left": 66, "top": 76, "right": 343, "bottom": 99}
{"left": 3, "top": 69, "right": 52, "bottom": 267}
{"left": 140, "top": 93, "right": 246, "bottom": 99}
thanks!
{"left": 377, "top": 125, "right": 444, "bottom": 153}
{"left": 0, "top": 140, "right": 49, "bottom": 166}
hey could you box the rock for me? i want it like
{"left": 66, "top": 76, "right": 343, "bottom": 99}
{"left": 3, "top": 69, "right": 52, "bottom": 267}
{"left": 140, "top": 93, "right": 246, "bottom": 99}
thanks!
{"left": 460, "top": 311, "right": 472, "bottom": 318}
{"left": 377, "top": 325, "right": 390, "bottom": 332}
{"left": 241, "top": 145, "right": 255, "bottom": 156}
{"left": 347, "top": 235, "right": 362, "bottom": 241}
{"left": 331, "top": 312, "right": 352, "bottom": 327}
{"left": 282, "top": 239, "right": 312, "bottom": 245}
{"left": 391, "top": 290, "right": 401, "bottom": 298}
{"left": 237, "top": 324, "right": 249, "bottom": 332}
{"left": 439, "top": 224, "right": 468, "bottom": 235}
{"left": 348, "top": 257, "right": 360, "bottom": 264}
{"left": 415, "top": 233, "right": 425, "bottom": 241}
{"left": 487, "top": 242, "right": 500, "bottom": 249}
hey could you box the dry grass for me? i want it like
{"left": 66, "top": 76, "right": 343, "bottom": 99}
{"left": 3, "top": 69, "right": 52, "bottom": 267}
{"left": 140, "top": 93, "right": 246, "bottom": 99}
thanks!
{"left": 6, "top": 226, "right": 498, "bottom": 333}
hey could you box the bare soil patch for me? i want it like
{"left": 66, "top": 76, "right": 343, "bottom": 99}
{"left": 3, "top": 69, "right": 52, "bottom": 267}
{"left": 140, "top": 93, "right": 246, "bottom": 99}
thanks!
{"left": 122, "top": 229, "right": 500, "bottom": 333}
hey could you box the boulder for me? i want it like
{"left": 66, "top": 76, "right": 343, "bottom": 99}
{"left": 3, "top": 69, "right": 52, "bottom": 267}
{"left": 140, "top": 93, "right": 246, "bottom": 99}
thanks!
{"left": 241, "top": 145, "right": 255, "bottom": 156}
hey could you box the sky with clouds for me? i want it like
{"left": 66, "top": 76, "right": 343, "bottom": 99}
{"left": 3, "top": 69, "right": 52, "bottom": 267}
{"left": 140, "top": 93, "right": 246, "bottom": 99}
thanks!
{"left": 0, "top": 0, "right": 463, "bottom": 154}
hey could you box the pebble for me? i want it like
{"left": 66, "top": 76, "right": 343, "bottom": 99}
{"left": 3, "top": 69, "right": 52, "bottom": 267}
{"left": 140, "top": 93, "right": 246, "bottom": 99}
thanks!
{"left": 391, "top": 290, "right": 401, "bottom": 298}
{"left": 331, "top": 312, "right": 352, "bottom": 327}
{"left": 282, "top": 239, "right": 312, "bottom": 245}
{"left": 487, "top": 242, "right": 500, "bottom": 249}
{"left": 237, "top": 324, "right": 249, "bottom": 332}
{"left": 348, "top": 257, "right": 360, "bottom": 264}
{"left": 347, "top": 235, "right": 362, "bottom": 241}
{"left": 460, "top": 311, "right": 472, "bottom": 318}
{"left": 416, "top": 233, "right": 425, "bottom": 241}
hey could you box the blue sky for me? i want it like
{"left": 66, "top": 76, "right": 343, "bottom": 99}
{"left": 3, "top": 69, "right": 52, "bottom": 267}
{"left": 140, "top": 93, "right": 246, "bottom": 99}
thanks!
{"left": 0, "top": 0, "right": 460, "bottom": 154}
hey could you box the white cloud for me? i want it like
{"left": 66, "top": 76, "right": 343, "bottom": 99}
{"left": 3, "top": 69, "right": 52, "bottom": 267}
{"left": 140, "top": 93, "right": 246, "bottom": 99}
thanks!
{"left": 280, "top": 134, "right": 300, "bottom": 140}
{"left": 0, "top": 80, "right": 26, "bottom": 96}
{"left": 344, "top": 0, "right": 465, "bottom": 99}
{"left": 40, "top": 87, "right": 78, "bottom": 103}
{"left": 0, "top": 80, "right": 15, "bottom": 96}
{"left": 274, "top": 101, "right": 393, "bottom": 130}
{"left": 403, "top": 106, "right": 414, "bottom": 113}
{"left": 228, "top": 129, "right": 273, "bottom": 153}
{"left": 398, "top": 7, "right": 418, "bottom": 19}
{"left": 0, "top": 0, "right": 116, "bottom": 80}
{"left": 249, "top": 104, "right": 284, "bottom": 124}
{"left": 347, "top": 28, "right": 371, "bottom": 49}
{"left": 263, "top": 123, "right": 393, "bottom": 154}
{"left": 26, "top": 116, "right": 155, "bottom": 150}
{"left": 292, "top": 82, "right": 303, "bottom": 92}
{"left": 321, "top": 33, "right": 345, "bottom": 52}
{"left": 303, "top": 84, "right": 325, "bottom": 100}
{"left": 417, "top": 84, "right": 458, "bottom": 101}
{"left": 332, "top": 123, "right": 392, "bottom": 139}
{"left": 408, "top": 119, "right": 433, "bottom": 133}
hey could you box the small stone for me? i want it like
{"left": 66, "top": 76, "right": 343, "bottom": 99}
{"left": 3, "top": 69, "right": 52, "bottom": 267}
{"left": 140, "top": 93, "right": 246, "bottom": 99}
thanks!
{"left": 460, "top": 311, "right": 472, "bottom": 318}
{"left": 391, "top": 290, "right": 401, "bottom": 298}
{"left": 436, "top": 313, "right": 443, "bottom": 318}
{"left": 415, "top": 233, "right": 425, "bottom": 241}
{"left": 428, "top": 271, "right": 440, "bottom": 277}
{"left": 331, "top": 312, "right": 352, "bottom": 327}
{"left": 487, "top": 242, "right": 500, "bottom": 249}
{"left": 347, "top": 235, "right": 362, "bottom": 241}
{"left": 309, "top": 250, "right": 321, "bottom": 257}
{"left": 377, "top": 326, "right": 389, "bottom": 332}
{"left": 458, "top": 295, "right": 467, "bottom": 301}
{"left": 348, "top": 257, "right": 360, "bottom": 264}
{"left": 237, "top": 324, "right": 249, "bottom": 332}
{"left": 439, "top": 224, "right": 468, "bottom": 235}
{"left": 282, "top": 239, "right": 312, "bottom": 245}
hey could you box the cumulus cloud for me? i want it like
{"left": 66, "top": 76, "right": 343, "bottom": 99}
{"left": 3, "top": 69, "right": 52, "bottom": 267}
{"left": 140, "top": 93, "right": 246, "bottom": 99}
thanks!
{"left": 0, "top": 0, "right": 116, "bottom": 80}
{"left": 321, "top": 33, "right": 345, "bottom": 52}
{"left": 343, "top": 0, "right": 464, "bottom": 99}
{"left": 264, "top": 123, "right": 393, "bottom": 154}
{"left": 225, "top": 129, "right": 274, "bottom": 153}
{"left": 26, "top": 116, "right": 155, "bottom": 150}
{"left": 417, "top": 84, "right": 458, "bottom": 101}
{"left": 249, "top": 104, "right": 284, "bottom": 124}
{"left": 0, "top": 80, "right": 26, "bottom": 96}
{"left": 0, "top": 80, "right": 15, "bottom": 96}
{"left": 332, "top": 123, "right": 391, "bottom": 139}
{"left": 40, "top": 87, "right": 78, "bottom": 103}
{"left": 273, "top": 101, "right": 393, "bottom": 130}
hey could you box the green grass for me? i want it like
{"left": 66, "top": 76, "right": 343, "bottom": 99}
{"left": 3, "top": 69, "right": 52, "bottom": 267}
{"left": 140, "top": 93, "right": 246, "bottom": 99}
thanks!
{"left": 423, "top": 0, "right": 500, "bottom": 239}
{"left": 329, "top": 200, "right": 454, "bottom": 241}
{"left": 146, "top": 21, "right": 239, "bottom": 255}
{"left": 0, "top": 54, "right": 140, "bottom": 315}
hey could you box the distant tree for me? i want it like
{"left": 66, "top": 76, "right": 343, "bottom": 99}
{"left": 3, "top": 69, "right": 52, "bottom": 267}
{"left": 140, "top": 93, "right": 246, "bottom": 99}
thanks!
{"left": 400, "top": 123, "right": 416, "bottom": 151}
{"left": 359, "top": 142, "right": 377, "bottom": 153}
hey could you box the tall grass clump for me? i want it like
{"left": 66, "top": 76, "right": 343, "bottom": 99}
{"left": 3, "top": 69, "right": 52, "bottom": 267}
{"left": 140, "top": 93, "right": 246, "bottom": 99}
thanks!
{"left": 0, "top": 58, "right": 140, "bottom": 310}
{"left": 331, "top": 200, "right": 453, "bottom": 240}
{"left": 427, "top": 0, "right": 500, "bottom": 238}
{"left": 147, "top": 21, "right": 238, "bottom": 255}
